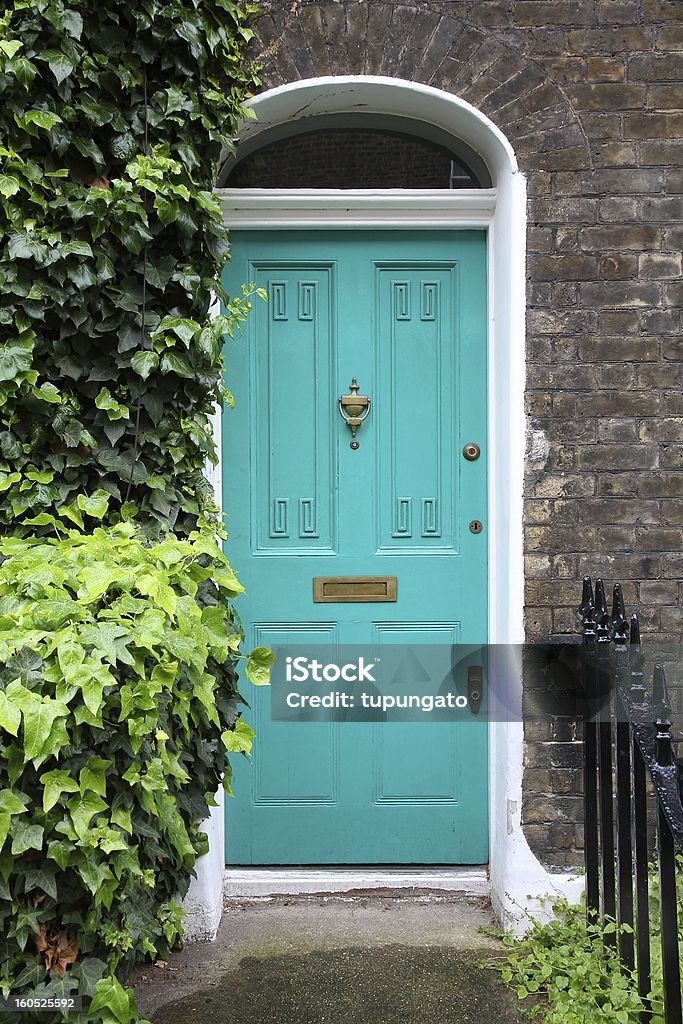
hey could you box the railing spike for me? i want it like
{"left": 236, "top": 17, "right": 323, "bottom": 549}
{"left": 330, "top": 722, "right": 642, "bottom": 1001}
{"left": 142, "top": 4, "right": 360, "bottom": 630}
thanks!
{"left": 611, "top": 582, "right": 627, "bottom": 627}
{"left": 652, "top": 662, "right": 672, "bottom": 720}
{"left": 629, "top": 613, "right": 641, "bottom": 648}
{"left": 580, "top": 576, "right": 595, "bottom": 616}
{"left": 595, "top": 578, "right": 608, "bottom": 617}
{"left": 655, "top": 716, "right": 673, "bottom": 767}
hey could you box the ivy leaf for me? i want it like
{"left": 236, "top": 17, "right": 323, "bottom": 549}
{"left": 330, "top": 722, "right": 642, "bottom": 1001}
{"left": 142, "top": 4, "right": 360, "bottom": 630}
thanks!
{"left": 0, "top": 691, "right": 21, "bottom": 737}
{"left": 22, "top": 698, "right": 69, "bottom": 763}
{"left": 76, "top": 490, "right": 111, "bottom": 519}
{"left": 0, "top": 175, "right": 21, "bottom": 197}
{"left": 18, "top": 109, "right": 62, "bottom": 132}
{"left": 79, "top": 757, "right": 112, "bottom": 798}
{"left": 70, "top": 957, "right": 107, "bottom": 998}
{"left": 40, "top": 770, "right": 80, "bottom": 813}
{"left": 23, "top": 862, "right": 58, "bottom": 901}
{"left": 94, "top": 387, "right": 129, "bottom": 420}
{"left": 11, "top": 819, "right": 44, "bottom": 855}
{"left": 89, "top": 975, "right": 135, "bottom": 1024}
{"left": 0, "top": 40, "right": 22, "bottom": 58}
{"left": 67, "top": 791, "right": 108, "bottom": 841}
{"left": 245, "top": 646, "right": 275, "bottom": 687}
{"left": 36, "top": 49, "right": 75, "bottom": 84}
{"left": 222, "top": 717, "right": 255, "bottom": 755}
{"left": 130, "top": 350, "right": 159, "bottom": 380}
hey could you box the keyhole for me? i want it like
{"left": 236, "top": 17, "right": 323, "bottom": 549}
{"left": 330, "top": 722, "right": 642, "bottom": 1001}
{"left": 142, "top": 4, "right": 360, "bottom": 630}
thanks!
{"left": 469, "top": 519, "right": 483, "bottom": 534}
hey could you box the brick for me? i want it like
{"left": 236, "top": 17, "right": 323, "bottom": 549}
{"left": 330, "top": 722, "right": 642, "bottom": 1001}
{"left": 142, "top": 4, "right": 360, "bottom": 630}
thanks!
{"left": 662, "top": 607, "right": 683, "bottom": 631}
{"left": 578, "top": 281, "right": 662, "bottom": 308}
{"left": 591, "top": 142, "right": 638, "bottom": 168}
{"left": 597, "top": 311, "right": 640, "bottom": 334}
{"left": 583, "top": 112, "right": 624, "bottom": 141}
{"left": 578, "top": 336, "right": 659, "bottom": 361}
{"left": 598, "top": 474, "right": 639, "bottom": 497}
{"left": 580, "top": 225, "right": 661, "bottom": 250}
{"left": 578, "top": 444, "right": 658, "bottom": 471}
{"left": 528, "top": 227, "right": 554, "bottom": 253}
{"left": 578, "top": 552, "right": 660, "bottom": 579}
{"left": 664, "top": 338, "right": 683, "bottom": 361}
{"left": 578, "top": 392, "right": 659, "bottom": 417}
{"left": 553, "top": 172, "right": 582, "bottom": 196}
{"left": 587, "top": 57, "right": 625, "bottom": 82}
{"left": 516, "top": 2, "right": 594, "bottom": 25}
{"left": 528, "top": 308, "right": 596, "bottom": 334}
{"left": 639, "top": 253, "right": 682, "bottom": 280}
{"left": 524, "top": 768, "right": 553, "bottom": 792}
{"left": 531, "top": 198, "right": 599, "bottom": 225}
{"left": 599, "top": 253, "right": 638, "bottom": 280}
{"left": 640, "top": 309, "right": 680, "bottom": 334}
{"left": 554, "top": 227, "right": 579, "bottom": 252}
{"left": 640, "top": 419, "right": 683, "bottom": 442}
{"left": 531, "top": 474, "right": 596, "bottom": 498}
{"left": 581, "top": 168, "right": 665, "bottom": 194}
{"left": 629, "top": 53, "right": 683, "bottom": 82}
{"left": 624, "top": 112, "right": 683, "bottom": 140}
{"left": 661, "top": 447, "right": 683, "bottom": 469}
{"left": 525, "top": 499, "right": 578, "bottom": 525}
{"left": 639, "top": 474, "right": 683, "bottom": 497}
{"left": 597, "top": 419, "right": 637, "bottom": 442}
{"left": 528, "top": 254, "right": 598, "bottom": 282}
{"left": 641, "top": 0, "right": 683, "bottom": 21}
{"left": 578, "top": 498, "right": 659, "bottom": 524}
{"left": 566, "top": 84, "right": 648, "bottom": 111}
{"left": 655, "top": 27, "right": 683, "bottom": 51}
{"left": 639, "top": 581, "right": 679, "bottom": 603}
{"left": 525, "top": 526, "right": 599, "bottom": 552}
{"left": 662, "top": 500, "right": 683, "bottom": 524}
{"left": 641, "top": 141, "right": 683, "bottom": 166}
{"left": 637, "top": 528, "right": 682, "bottom": 551}
{"left": 525, "top": 607, "right": 553, "bottom": 639}
{"left": 647, "top": 86, "right": 683, "bottom": 110}
{"left": 598, "top": 197, "right": 639, "bottom": 222}
{"left": 597, "top": 0, "right": 639, "bottom": 24}
{"left": 566, "top": 27, "right": 652, "bottom": 53}
{"left": 540, "top": 58, "right": 586, "bottom": 83}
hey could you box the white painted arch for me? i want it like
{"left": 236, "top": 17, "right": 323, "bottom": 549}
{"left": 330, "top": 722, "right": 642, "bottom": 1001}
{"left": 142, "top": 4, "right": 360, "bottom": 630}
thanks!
{"left": 184, "top": 76, "right": 581, "bottom": 941}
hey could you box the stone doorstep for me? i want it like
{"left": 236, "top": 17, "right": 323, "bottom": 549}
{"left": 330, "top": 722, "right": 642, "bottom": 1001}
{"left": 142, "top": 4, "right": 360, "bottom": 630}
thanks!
{"left": 223, "top": 866, "right": 489, "bottom": 899}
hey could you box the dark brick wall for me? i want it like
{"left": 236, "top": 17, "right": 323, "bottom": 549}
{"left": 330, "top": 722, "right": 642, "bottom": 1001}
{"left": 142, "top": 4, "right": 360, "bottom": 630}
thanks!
{"left": 245, "top": 0, "right": 683, "bottom": 871}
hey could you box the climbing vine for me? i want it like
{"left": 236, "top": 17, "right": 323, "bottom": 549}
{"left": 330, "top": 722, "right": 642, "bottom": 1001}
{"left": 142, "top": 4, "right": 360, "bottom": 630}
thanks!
{"left": 0, "top": 0, "right": 260, "bottom": 535}
{"left": 0, "top": 1, "right": 265, "bottom": 1021}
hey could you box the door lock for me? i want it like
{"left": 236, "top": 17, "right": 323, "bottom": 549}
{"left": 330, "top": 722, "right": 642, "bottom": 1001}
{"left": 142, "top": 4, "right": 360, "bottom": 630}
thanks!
{"left": 468, "top": 666, "right": 483, "bottom": 714}
{"left": 469, "top": 519, "right": 484, "bottom": 534}
{"left": 463, "top": 443, "right": 481, "bottom": 461}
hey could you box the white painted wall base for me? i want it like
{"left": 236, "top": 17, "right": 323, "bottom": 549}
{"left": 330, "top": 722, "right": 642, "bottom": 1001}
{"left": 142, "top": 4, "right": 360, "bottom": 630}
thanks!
{"left": 180, "top": 787, "right": 225, "bottom": 942}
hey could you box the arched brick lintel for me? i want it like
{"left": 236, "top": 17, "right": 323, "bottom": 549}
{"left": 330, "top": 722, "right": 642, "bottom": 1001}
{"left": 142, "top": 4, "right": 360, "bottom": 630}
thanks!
{"left": 250, "top": 2, "right": 592, "bottom": 177}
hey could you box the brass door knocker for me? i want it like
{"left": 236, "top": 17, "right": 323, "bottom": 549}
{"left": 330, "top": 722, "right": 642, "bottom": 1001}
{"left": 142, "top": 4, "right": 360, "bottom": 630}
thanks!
{"left": 338, "top": 378, "right": 371, "bottom": 447}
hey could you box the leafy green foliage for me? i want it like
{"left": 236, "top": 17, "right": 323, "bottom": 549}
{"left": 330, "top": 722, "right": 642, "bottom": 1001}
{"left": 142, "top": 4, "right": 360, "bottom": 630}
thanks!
{"left": 0, "top": 525, "right": 255, "bottom": 1022}
{"left": 0, "top": 0, "right": 260, "bottom": 536}
{"left": 493, "top": 886, "right": 682, "bottom": 1024}
{"left": 0, "top": 0, "right": 264, "bottom": 1020}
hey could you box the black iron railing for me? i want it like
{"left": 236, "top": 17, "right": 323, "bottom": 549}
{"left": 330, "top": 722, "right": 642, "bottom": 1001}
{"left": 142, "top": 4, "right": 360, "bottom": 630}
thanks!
{"left": 580, "top": 576, "right": 683, "bottom": 1024}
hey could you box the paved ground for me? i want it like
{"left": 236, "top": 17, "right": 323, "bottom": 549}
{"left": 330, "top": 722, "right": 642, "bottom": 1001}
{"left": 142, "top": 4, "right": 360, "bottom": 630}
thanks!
{"left": 131, "top": 894, "right": 529, "bottom": 1024}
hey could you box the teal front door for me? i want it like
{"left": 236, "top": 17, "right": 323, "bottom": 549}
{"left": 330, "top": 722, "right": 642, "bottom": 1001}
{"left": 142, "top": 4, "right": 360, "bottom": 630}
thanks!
{"left": 222, "top": 229, "right": 488, "bottom": 864}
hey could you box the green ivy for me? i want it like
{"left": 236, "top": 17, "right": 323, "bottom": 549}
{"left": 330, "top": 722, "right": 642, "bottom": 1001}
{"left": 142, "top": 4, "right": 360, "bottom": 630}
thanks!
{"left": 0, "top": 0, "right": 260, "bottom": 535}
{"left": 0, "top": 515, "right": 274, "bottom": 1023}
{"left": 492, "top": 884, "right": 683, "bottom": 1024}
{"left": 0, "top": 0, "right": 267, "bottom": 1020}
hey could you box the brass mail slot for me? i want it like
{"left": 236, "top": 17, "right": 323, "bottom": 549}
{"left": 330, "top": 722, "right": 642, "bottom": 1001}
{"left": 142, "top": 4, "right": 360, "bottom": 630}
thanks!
{"left": 313, "top": 576, "right": 398, "bottom": 603}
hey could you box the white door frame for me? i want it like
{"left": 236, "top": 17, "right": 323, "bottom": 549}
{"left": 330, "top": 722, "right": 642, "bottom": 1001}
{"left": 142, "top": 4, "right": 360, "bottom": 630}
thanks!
{"left": 184, "top": 77, "right": 581, "bottom": 940}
